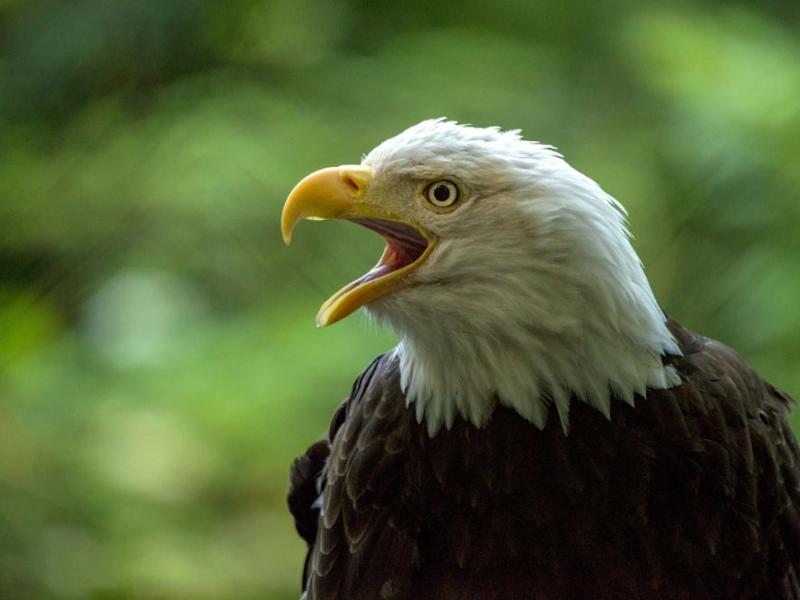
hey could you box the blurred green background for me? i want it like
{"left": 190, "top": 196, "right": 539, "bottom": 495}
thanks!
{"left": 1, "top": 0, "right": 799, "bottom": 598}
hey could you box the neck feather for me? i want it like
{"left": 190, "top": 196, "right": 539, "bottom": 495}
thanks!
{"left": 393, "top": 305, "right": 680, "bottom": 436}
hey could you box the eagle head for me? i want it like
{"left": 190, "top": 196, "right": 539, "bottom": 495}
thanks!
{"left": 282, "top": 119, "right": 680, "bottom": 435}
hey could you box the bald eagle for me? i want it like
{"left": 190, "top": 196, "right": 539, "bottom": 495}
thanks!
{"left": 282, "top": 120, "right": 800, "bottom": 599}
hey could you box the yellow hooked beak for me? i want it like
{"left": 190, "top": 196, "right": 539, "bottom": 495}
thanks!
{"left": 281, "top": 165, "right": 435, "bottom": 327}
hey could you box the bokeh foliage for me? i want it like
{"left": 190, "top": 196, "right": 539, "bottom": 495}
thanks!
{"left": 1, "top": 1, "right": 799, "bottom": 598}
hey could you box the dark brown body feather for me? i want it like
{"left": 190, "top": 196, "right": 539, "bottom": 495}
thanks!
{"left": 288, "top": 320, "right": 800, "bottom": 599}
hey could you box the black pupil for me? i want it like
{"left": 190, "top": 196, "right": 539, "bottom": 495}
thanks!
{"left": 433, "top": 184, "right": 451, "bottom": 202}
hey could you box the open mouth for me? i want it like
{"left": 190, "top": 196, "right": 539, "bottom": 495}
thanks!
{"left": 350, "top": 219, "right": 430, "bottom": 286}
{"left": 315, "top": 218, "right": 434, "bottom": 325}
{"left": 281, "top": 164, "right": 436, "bottom": 327}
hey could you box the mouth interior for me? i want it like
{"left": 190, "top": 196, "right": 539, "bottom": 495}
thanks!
{"left": 347, "top": 218, "right": 429, "bottom": 288}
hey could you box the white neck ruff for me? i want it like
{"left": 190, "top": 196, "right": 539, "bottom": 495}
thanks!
{"left": 392, "top": 310, "right": 680, "bottom": 436}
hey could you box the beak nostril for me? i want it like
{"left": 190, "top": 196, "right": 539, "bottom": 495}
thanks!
{"left": 343, "top": 176, "right": 360, "bottom": 193}
{"left": 337, "top": 165, "right": 371, "bottom": 196}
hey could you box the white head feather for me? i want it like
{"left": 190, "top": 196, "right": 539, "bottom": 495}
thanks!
{"left": 359, "top": 119, "right": 680, "bottom": 436}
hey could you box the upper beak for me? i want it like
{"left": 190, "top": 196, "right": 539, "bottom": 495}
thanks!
{"left": 281, "top": 164, "right": 434, "bottom": 327}
{"left": 281, "top": 164, "right": 376, "bottom": 245}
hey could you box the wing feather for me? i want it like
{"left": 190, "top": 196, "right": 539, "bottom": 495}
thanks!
{"left": 296, "top": 354, "right": 417, "bottom": 599}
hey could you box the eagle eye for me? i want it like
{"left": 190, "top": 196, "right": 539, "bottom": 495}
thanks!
{"left": 424, "top": 180, "right": 460, "bottom": 208}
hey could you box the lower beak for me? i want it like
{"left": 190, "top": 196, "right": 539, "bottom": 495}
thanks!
{"left": 281, "top": 165, "right": 435, "bottom": 327}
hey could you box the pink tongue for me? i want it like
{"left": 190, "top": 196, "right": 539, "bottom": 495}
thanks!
{"left": 353, "top": 242, "right": 412, "bottom": 287}
{"left": 344, "top": 218, "right": 428, "bottom": 288}
{"left": 361, "top": 263, "right": 394, "bottom": 284}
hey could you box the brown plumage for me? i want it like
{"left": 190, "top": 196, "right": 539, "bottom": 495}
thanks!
{"left": 288, "top": 319, "right": 800, "bottom": 599}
